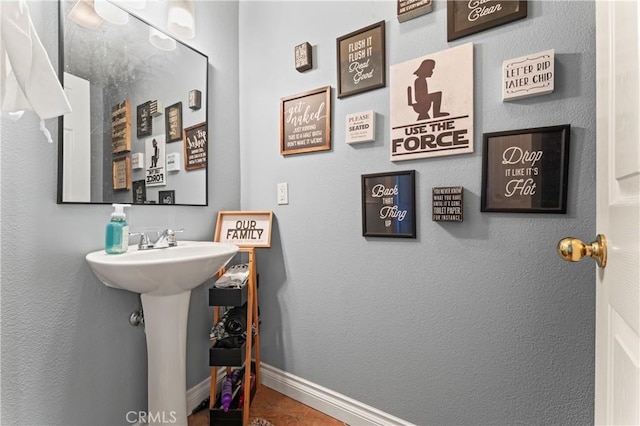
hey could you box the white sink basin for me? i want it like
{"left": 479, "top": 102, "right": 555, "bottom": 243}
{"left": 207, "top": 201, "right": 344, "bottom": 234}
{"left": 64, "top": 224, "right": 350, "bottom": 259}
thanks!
{"left": 86, "top": 240, "right": 238, "bottom": 425}
{"left": 86, "top": 241, "right": 239, "bottom": 296}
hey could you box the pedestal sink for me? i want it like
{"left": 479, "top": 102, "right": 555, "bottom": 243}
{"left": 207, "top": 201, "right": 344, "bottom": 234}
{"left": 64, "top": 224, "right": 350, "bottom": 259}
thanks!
{"left": 86, "top": 241, "right": 239, "bottom": 425}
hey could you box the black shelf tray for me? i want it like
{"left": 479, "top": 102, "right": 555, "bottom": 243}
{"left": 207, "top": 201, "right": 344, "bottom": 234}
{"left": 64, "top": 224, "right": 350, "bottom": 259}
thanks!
{"left": 209, "top": 285, "right": 248, "bottom": 307}
{"left": 209, "top": 366, "right": 257, "bottom": 425}
{"left": 210, "top": 341, "right": 247, "bottom": 366}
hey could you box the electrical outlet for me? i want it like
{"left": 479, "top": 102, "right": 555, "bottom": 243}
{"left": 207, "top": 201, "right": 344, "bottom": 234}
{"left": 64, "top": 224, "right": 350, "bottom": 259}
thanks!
{"left": 277, "top": 182, "right": 289, "bottom": 205}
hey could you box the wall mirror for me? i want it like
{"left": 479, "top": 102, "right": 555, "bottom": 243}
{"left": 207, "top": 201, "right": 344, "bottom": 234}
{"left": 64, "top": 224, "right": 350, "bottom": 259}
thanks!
{"left": 58, "top": 0, "right": 208, "bottom": 205}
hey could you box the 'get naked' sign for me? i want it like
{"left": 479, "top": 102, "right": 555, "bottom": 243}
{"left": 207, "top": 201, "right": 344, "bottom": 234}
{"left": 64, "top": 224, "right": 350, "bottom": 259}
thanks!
{"left": 214, "top": 211, "right": 273, "bottom": 248}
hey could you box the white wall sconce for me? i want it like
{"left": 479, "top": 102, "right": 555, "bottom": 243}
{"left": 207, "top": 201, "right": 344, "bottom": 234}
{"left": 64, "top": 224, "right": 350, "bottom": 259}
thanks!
{"left": 94, "top": 0, "right": 129, "bottom": 25}
{"left": 67, "top": 0, "right": 104, "bottom": 30}
{"left": 167, "top": 0, "right": 195, "bottom": 39}
{"left": 149, "top": 28, "right": 177, "bottom": 51}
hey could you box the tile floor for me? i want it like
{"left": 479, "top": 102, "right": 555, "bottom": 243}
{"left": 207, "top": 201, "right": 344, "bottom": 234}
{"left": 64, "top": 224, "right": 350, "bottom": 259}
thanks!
{"left": 188, "top": 385, "right": 347, "bottom": 426}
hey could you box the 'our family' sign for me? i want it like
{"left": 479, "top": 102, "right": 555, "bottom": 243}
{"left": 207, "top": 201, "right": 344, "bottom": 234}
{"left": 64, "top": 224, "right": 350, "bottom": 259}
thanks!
{"left": 214, "top": 211, "right": 273, "bottom": 248}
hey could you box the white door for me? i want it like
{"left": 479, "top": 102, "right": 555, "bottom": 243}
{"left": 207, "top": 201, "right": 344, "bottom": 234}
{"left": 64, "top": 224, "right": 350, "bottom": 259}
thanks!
{"left": 62, "top": 72, "right": 91, "bottom": 202}
{"left": 595, "top": 1, "right": 640, "bottom": 424}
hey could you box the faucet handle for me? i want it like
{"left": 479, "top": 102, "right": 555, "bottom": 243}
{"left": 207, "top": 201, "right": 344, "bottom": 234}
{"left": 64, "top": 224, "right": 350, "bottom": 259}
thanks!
{"left": 130, "top": 231, "right": 153, "bottom": 250}
{"left": 166, "top": 228, "right": 184, "bottom": 246}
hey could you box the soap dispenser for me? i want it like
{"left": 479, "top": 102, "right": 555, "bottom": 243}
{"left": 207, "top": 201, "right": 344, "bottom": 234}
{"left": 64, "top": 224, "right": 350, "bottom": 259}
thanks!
{"left": 105, "top": 204, "right": 131, "bottom": 254}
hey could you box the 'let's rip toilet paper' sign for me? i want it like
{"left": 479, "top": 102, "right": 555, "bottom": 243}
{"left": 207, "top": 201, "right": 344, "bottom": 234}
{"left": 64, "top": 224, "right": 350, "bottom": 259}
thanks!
{"left": 503, "top": 49, "right": 554, "bottom": 101}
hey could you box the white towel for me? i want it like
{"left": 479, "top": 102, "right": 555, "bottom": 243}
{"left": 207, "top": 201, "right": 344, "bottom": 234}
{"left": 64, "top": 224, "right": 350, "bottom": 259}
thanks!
{"left": 1, "top": 0, "right": 72, "bottom": 142}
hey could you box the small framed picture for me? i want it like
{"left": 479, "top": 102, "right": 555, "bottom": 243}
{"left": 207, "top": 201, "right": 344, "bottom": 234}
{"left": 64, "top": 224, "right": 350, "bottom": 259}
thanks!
{"left": 295, "top": 42, "right": 312, "bottom": 72}
{"left": 214, "top": 211, "right": 274, "bottom": 248}
{"left": 481, "top": 124, "right": 570, "bottom": 213}
{"left": 136, "top": 101, "right": 152, "bottom": 138}
{"left": 112, "top": 156, "right": 131, "bottom": 191}
{"left": 165, "top": 102, "right": 183, "bottom": 143}
{"left": 361, "top": 170, "right": 416, "bottom": 238}
{"left": 336, "top": 20, "right": 386, "bottom": 98}
{"left": 447, "top": 0, "right": 527, "bottom": 41}
{"left": 159, "top": 190, "right": 175, "bottom": 205}
{"left": 280, "top": 86, "right": 331, "bottom": 156}
{"left": 132, "top": 180, "right": 146, "bottom": 204}
{"left": 183, "top": 122, "right": 208, "bottom": 170}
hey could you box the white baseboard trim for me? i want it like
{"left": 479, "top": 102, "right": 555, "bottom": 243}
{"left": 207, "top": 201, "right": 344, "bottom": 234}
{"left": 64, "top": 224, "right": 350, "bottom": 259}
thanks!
{"left": 187, "top": 367, "right": 225, "bottom": 414}
{"left": 259, "top": 362, "right": 415, "bottom": 426}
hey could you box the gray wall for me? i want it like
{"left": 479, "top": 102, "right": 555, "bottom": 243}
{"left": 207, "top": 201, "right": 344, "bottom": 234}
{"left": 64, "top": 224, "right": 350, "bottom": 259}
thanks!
{"left": 1, "top": 1, "right": 596, "bottom": 425}
{"left": 239, "top": 1, "right": 595, "bottom": 425}
{"left": 1, "top": 1, "right": 239, "bottom": 425}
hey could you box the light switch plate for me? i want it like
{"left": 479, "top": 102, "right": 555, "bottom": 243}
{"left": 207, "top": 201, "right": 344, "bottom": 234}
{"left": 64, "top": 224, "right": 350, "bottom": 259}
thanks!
{"left": 277, "top": 182, "right": 289, "bottom": 205}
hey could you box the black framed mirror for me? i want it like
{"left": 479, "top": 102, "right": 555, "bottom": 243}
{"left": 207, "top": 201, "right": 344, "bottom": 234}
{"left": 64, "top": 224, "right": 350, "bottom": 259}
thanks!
{"left": 58, "top": 0, "right": 208, "bottom": 205}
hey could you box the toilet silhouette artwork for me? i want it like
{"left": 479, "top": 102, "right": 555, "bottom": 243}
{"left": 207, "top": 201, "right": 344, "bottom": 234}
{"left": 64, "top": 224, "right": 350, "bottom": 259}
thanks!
{"left": 407, "top": 59, "right": 450, "bottom": 120}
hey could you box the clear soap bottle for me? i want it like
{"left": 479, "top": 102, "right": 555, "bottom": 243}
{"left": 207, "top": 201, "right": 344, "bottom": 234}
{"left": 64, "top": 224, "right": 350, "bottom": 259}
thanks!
{"left": 105, "top": 204, "right": 131, "bottom": 254}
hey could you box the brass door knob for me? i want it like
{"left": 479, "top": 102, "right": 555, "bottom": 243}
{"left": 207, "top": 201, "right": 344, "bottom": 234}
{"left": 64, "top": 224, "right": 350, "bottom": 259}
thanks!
{"left": 557, "top": 234, "right": 607, "bottom": 268}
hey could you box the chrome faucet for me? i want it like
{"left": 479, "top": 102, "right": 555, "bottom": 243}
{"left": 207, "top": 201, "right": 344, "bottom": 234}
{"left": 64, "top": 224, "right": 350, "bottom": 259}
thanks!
{"left": 131, "top": 229, "right": 183, "bottom": 250}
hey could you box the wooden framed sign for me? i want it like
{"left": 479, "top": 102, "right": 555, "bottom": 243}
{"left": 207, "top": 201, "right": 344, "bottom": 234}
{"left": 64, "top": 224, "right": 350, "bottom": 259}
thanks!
{"left": 280, "top": 86, "right": 331, "bottom": 156}
{"left": 111, "top": 100, "right": 131, "bottom": 154}
{"left": 481, "top": 124, "right": 571, "bottom": 213}
{"left": 183, "top": 122, "right": 207, "bottom": 170}
{"left": 112, "top": 156, "right": 131, "bottom": 191}
{"left": 447, "top": 0, "right": 527, "bottom": 41}
{"left": 361, "top": 170, "right": 416, "bottom": 238}
{"left": 397, "top": 0, "right": 433, "bottom": 22}
{"left": 165, "top": 102, "right": 183, "bottom": 143}
{"left": 214, "top": 211, "right": 273, "bottom": 248}
{"left": 337, "top": 20, "right": 386, "bottom": 98}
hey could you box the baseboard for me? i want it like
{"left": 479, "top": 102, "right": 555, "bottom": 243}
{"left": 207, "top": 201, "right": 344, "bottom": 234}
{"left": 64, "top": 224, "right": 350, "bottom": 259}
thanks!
{"left": 259, "top": 362, "right": 415, "bottom": 426}
{"left": 187, "top": 367, "right": 225, "bottom": 414}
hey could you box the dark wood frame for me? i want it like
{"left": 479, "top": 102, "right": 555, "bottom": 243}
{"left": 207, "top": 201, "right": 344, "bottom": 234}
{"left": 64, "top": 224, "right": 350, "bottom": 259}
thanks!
{"left": 361, "top": 170, "right": 416, "bottom": 238}
{"left": 280, "top": 86, "right": 331, "bottom": 156}
{"left": 165, "top": 102, "right": 183, "bottom": 142}
{"left": 295, "top": 42, "right": 313, "bottom": 72}
{"left": 447, "top": 0, "right": 527, "bottom": 41}
{"left": 481, "top": 124, "right": 571, "bottom": 213}
{"left": 136, "top": 101, "right": 152, "bottom": 138}
{"left": 159, "top": 190, "right": 175, "bottom": 205}
{"left": 336, "top": 20, "right": 386, "bottom": 98}
{"left": 183, "top": 122, "right": 208, "bottom": 171}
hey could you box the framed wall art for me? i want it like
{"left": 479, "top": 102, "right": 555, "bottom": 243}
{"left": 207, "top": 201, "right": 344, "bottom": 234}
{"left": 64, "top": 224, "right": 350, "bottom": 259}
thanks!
{"left": 481, "top": 124, "right": 570, "bottom": 213}
{"left": 214, "top": 211, "right": 274, "bottom": 248}
{"left": 111, "top": 100, "right": 131, "bottom": 154}
{"left": 136, "top": 101, "right": 152, "bottom": 138}
{"left": 390, "top": 43, "right": 474, "bottom": 161}
{"left": 295, "top": 42, "right": 313, "bottom": 72}
{"left": 183, "top": 122, "right": 207, "bottom": 170}
{"left": 280, "top": 86, "right": 331, "bottom": 156}
{"left": 447, "top": 0, "right": 527, "bottom": 41}
{"left": 159, "top": 190, "right": 175, "bottom": 205}
{"left": 361, "top": 170, "right": 416, "bottom": 238}
{"left": 112, "top": 156, "right": 131, "bottom": 191}
{"left": 132, "top": 180, "right": 146, "bottom": 204}
{"left": 397, "top": 0, "right": 433, "bottom": 22}
{"left": 165, "top": 102, "right": 183, "bottom": 142}
{"left": 336, "top": 20, "right": 386, "bottom": 98}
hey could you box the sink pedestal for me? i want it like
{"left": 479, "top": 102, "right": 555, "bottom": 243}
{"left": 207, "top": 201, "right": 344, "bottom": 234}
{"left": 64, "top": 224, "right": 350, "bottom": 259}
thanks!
{"left": 141, "top": 290, "right": 191, "bottom": 426}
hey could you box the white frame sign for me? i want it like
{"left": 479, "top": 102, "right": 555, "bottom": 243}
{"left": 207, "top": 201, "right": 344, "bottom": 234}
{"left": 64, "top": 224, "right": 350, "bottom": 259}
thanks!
{"left": 346, "top": 110, "right": 375, "bottom": 144}
{"left": 390, "top": 43, "right": 474, "bottom": 161}
{"left": 503, "top": 49, "right": 554, "bottom": 101}
{"left": 214, "top": 211, "right": 273, "bottom": 248}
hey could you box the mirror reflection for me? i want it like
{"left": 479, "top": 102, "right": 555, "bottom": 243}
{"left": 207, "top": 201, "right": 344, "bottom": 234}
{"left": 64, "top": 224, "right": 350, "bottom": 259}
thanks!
{"left": 58, "top": 0, "right": 208, "bottom": 205}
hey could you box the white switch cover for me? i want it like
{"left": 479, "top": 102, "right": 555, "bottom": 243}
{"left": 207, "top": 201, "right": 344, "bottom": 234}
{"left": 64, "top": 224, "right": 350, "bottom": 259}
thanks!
{"left": 277, "top": 182, "right": 289, "bottom": 205}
